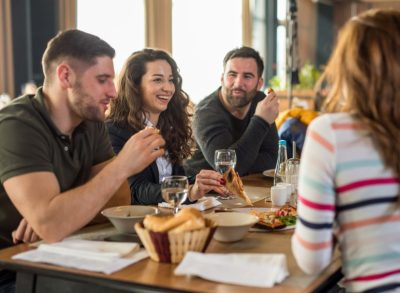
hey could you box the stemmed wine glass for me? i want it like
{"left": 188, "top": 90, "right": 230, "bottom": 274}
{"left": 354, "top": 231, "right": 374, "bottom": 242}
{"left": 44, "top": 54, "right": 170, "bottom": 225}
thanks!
{"left": 214, "top": 149, "right": 237, "bottom": 200}
{"left": 161, "top": 176, "right": 189, "bottom": 214}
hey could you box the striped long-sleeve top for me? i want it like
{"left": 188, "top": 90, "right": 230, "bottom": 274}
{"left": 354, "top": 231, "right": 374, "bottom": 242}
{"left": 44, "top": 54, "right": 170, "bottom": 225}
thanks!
{"left": 292, "top": 113, "right": 400, "bottom": 293}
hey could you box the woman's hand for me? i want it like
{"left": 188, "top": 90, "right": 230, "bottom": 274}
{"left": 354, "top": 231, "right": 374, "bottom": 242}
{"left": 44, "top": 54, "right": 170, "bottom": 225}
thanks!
{"left": 12, "top": 218, "right": 40, "bottom": 244}
{"left": 188, "top": 169, "right": 226, "bottom": 201}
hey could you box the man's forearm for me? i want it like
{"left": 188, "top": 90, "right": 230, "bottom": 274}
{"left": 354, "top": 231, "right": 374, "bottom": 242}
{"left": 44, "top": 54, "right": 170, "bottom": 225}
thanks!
{"left": 40, "top": 159, "right": 129, "bottom": 242}
{"left": 89, "top": 180, "right": 130, "bottom": 224}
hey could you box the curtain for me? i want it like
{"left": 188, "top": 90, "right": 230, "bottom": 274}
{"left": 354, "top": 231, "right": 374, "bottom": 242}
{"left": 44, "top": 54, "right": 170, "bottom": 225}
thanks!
{"left": 145, "top": 0, "right": 172, "bottom": 53}
{"left": 58, "top": 0, "right": 77, "bottom": 31}
{"left": 0, "top": 0, "right": 14, "bottom": 98}
{"left": 242, "top": 0, "right": 252, "bottom": 47}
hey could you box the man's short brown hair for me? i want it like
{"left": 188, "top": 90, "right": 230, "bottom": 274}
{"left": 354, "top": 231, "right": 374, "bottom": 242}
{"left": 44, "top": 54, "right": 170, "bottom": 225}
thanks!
{"left": 223, "top": 46, "right": 264, "bottom": 78}
{"left": 41, "top": 29, "right": 115, "bottom": 80}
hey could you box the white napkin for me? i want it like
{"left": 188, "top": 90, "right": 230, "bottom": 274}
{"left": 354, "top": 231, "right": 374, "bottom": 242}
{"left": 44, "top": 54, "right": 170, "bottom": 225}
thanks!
{"left": 158, "top": 196, "right": 222, "bottom": 211}
{"left": 175, "top": 252, "right": 289, "bottom": 288}
{"left": 12, "top": 239, "right": 149, "bottom": 274}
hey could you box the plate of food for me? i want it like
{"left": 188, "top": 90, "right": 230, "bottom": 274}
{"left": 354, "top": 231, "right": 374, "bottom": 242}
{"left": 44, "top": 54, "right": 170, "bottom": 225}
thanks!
{"left": 262, "top": 169, "right": 275, "bottom": 178}
{"left": 233, "top": 205, "right": 297, "bottom": 231}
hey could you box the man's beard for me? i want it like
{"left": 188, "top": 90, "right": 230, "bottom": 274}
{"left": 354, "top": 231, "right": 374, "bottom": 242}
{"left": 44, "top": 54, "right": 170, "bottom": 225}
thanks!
{"left": 71, "top": 82, "right": 106, "bottom": 122}
{"left": 223, "top": 86, "right": 258, "bottom": 108}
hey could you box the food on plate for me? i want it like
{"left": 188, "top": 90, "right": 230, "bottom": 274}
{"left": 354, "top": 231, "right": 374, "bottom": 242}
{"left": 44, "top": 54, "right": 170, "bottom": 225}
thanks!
{"left": 143, "top": 207, "right": 205, "bottom": 233}
{"left": 249, "top": 205, "right": 297, "bottom": 230}
{"left": 223, "top": 167, "right": 253, "bottom": 206}
{"left": 249, "top": 210, "right": 286, "bottom": 229}
{"left": 276, "top": 205, "right": 297, "bottom": 217}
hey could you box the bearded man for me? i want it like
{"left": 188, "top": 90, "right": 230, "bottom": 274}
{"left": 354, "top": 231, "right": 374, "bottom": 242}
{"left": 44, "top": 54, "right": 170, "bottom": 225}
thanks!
{"left": 184, "top": 47, "right": 279, "bottom": 176}
{"left": 0, "top": 30, "right": 164, "bottom": 251}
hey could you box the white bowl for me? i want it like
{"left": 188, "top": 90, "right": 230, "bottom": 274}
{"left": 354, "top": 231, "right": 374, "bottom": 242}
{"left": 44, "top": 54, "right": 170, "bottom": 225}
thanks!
{"left": 206, "top": 212, "right": 258, "bottom": 242}
{"left": 101, "top": 205, "right": 158, "bottom": 234}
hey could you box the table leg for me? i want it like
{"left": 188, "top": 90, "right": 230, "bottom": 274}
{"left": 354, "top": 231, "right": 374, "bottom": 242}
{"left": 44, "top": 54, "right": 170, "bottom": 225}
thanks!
{"left": 16, "top": 271, "right": 36, "bottom": 293}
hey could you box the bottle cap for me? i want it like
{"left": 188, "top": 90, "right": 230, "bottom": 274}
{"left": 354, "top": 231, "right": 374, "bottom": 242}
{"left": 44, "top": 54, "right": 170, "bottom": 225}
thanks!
{"left": 278, "top": 140, "right": 287, "bottom": 146}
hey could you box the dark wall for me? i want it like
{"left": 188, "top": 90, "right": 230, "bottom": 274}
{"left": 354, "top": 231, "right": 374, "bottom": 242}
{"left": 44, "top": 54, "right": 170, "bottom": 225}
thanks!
{"left": 11, "top": 0, "right": 58, "bottom": 96}
{"left": 316, "top": 3, "right": 333, "bottom": 68}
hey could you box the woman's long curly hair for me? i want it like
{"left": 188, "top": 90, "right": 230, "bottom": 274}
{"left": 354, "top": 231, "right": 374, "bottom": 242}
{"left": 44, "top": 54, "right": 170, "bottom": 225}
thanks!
{"left": 108, "top": 48, "right": 193, "bottom": 164}
{"left": 320, "top": 9, "right": 400, "bottom": 182}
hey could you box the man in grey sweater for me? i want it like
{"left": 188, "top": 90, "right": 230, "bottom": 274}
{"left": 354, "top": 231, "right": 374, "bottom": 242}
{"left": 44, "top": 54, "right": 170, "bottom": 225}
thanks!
{"left": 185, "top": 47, "right": 279, "bottom": 176}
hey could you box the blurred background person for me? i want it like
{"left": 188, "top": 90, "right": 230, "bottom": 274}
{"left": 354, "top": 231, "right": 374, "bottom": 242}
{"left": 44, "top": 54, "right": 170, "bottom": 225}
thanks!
{"left": 0, "top": 93, "right": 11, "bottom": 110}
{"left": 21, "top": 81, "right": 38, "bottom": 95}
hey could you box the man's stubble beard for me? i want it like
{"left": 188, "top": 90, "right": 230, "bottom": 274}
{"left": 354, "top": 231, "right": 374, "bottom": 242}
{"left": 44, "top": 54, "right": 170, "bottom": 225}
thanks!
{"left": 71, "top": 82, "right": 105, "bottom": 122}
{"left": 222, "top": 86, "right": 258, "bottom": 109}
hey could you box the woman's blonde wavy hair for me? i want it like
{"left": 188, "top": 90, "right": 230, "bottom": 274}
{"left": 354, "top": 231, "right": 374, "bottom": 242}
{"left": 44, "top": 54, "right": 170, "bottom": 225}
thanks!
{"left": 320, "top": 9, "right": 400, "bottom": 181}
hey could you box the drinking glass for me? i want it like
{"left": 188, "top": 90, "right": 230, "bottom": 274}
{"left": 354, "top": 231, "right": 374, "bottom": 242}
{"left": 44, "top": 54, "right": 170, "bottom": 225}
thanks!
{"left": 214, "top": 149, "right": 237, "bottom": 200}
{"left": 285, "top": 158, "right": 300, "bottom": 207}
{"left": 161, "top": 176, "right": 189, "bottom": 214}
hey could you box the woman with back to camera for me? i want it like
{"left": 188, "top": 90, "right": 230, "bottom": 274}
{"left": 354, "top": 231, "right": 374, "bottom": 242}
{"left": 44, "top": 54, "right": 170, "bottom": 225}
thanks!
{"left": 292, "top": 9, "right": 400, "bottom": 292}
{"left": 106, "top": 49, "right": 225, "bottom": 205}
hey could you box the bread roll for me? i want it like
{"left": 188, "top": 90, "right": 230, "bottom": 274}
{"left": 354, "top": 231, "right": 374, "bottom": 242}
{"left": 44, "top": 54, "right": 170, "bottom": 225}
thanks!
{"left": 170, "top": 217, "right": 206, "bottom": 233}
{"left": 142, "top": 208, "right": 206, "bottom": 233}
{"left": 143, "top": 215, "right": 173, "bottom": 232}
{"left": 157, "top": 208, "right": 202, "bottom": 232}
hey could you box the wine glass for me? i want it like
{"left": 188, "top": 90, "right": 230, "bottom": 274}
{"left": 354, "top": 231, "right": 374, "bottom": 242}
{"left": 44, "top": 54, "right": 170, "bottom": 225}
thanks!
{"left": 214, "top": 149, "right": 237, "bottom": 200}
{"left": 161, "top": 176, "right": 189, "bottom": 214}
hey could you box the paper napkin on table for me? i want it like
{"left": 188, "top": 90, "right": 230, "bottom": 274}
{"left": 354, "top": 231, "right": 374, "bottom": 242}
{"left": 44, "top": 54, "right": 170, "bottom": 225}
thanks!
{"left": 175, "top": 252, "right": 289, "bottom": 288}
{"left": 12, "top": 239, "right": 148, "bottom": 274}
{"left": 158, "top": 196, "right": 222, "bottom": 211}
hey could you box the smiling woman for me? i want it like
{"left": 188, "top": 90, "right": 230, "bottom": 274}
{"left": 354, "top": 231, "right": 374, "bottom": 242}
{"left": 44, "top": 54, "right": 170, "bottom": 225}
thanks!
{"left": 140, "top": 59, "right": 175, "bottom": 123}
{"left": 105, "top": 49, "right": 226, "bottom": 206}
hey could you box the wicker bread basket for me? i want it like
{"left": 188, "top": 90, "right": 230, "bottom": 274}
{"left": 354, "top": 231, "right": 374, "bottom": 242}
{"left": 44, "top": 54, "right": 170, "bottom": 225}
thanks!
{"left": 134, "top": 218, "right": 216, "bottom": 263}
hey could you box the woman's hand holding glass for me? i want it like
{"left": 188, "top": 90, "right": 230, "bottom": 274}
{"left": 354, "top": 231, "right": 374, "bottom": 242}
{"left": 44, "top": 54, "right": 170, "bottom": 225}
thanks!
{"left": 214, "top": 149, "right": 237, "bottom": 199}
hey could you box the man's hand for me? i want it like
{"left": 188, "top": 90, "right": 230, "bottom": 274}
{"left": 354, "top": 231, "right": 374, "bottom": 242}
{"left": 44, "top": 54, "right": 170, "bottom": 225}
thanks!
{"left": 12, "top": 218, "right": 40, "bottom": 244}
{"left": 254, "top": 90, "right": 280, "bottom": 124}
{"left": 115, "top": 127, "right": 166, "bottom": 178}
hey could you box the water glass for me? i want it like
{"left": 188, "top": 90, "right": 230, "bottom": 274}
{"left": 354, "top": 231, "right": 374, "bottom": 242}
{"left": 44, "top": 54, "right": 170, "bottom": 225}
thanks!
{"left": 214, "top": 149, "right": 237, "bottom": 200}
{"left": 276, "top": 182, "right": 292, "bottom": 204}
{"left": 271, "top": 185, "right": 287, "bottom": 206}
{"left": 285, "top": 158, "right": 300, "bottom": 206}
{"left": 161, "top": 176, "right": 189, "bottom": 214}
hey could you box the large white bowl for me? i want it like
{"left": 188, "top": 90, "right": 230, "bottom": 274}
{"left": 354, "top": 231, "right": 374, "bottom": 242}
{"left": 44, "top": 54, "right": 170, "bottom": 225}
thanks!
{"left": 206, "top": 212, "right": 258, "bottom": 242}
{"left": 101, "top": 205, "right": 158, "bottom": 234}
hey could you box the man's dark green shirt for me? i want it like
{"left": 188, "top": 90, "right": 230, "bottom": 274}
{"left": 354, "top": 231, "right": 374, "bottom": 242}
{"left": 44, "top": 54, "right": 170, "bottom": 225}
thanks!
{"left": 0, "top": 88, "right": 114, "bottom": 248}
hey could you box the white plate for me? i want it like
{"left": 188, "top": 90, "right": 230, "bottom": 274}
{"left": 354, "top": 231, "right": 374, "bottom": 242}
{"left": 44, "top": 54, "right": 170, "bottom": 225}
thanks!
{"left": 250, "top": 224, "right": 296, "bottom": 232}
{"left": 232, "top": 207, "right": 296, "bottom": 232}
{"left": 262, "top": 169, "right": 275, "bottom": 178}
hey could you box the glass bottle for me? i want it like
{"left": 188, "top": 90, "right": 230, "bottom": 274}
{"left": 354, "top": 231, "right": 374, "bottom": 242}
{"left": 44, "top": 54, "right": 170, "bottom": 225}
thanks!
{"left": 274, "top": 140, "right": 288, "bottom": 185}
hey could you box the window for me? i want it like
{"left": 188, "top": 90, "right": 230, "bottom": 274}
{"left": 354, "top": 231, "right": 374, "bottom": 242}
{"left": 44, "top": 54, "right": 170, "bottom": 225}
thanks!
{"left": 172, "top": 0, "right": 243, "bottom": 104}
{"left": 276, "top": 0, "right": 287, "bottom": 89}
{"left": 77, "top": 0, "right": 145, "bottom": 76}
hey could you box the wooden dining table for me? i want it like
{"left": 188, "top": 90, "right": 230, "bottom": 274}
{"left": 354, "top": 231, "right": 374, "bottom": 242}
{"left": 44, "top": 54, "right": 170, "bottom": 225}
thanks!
{"left": 0, "top": 173, "right": 342, "bottom": 293}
